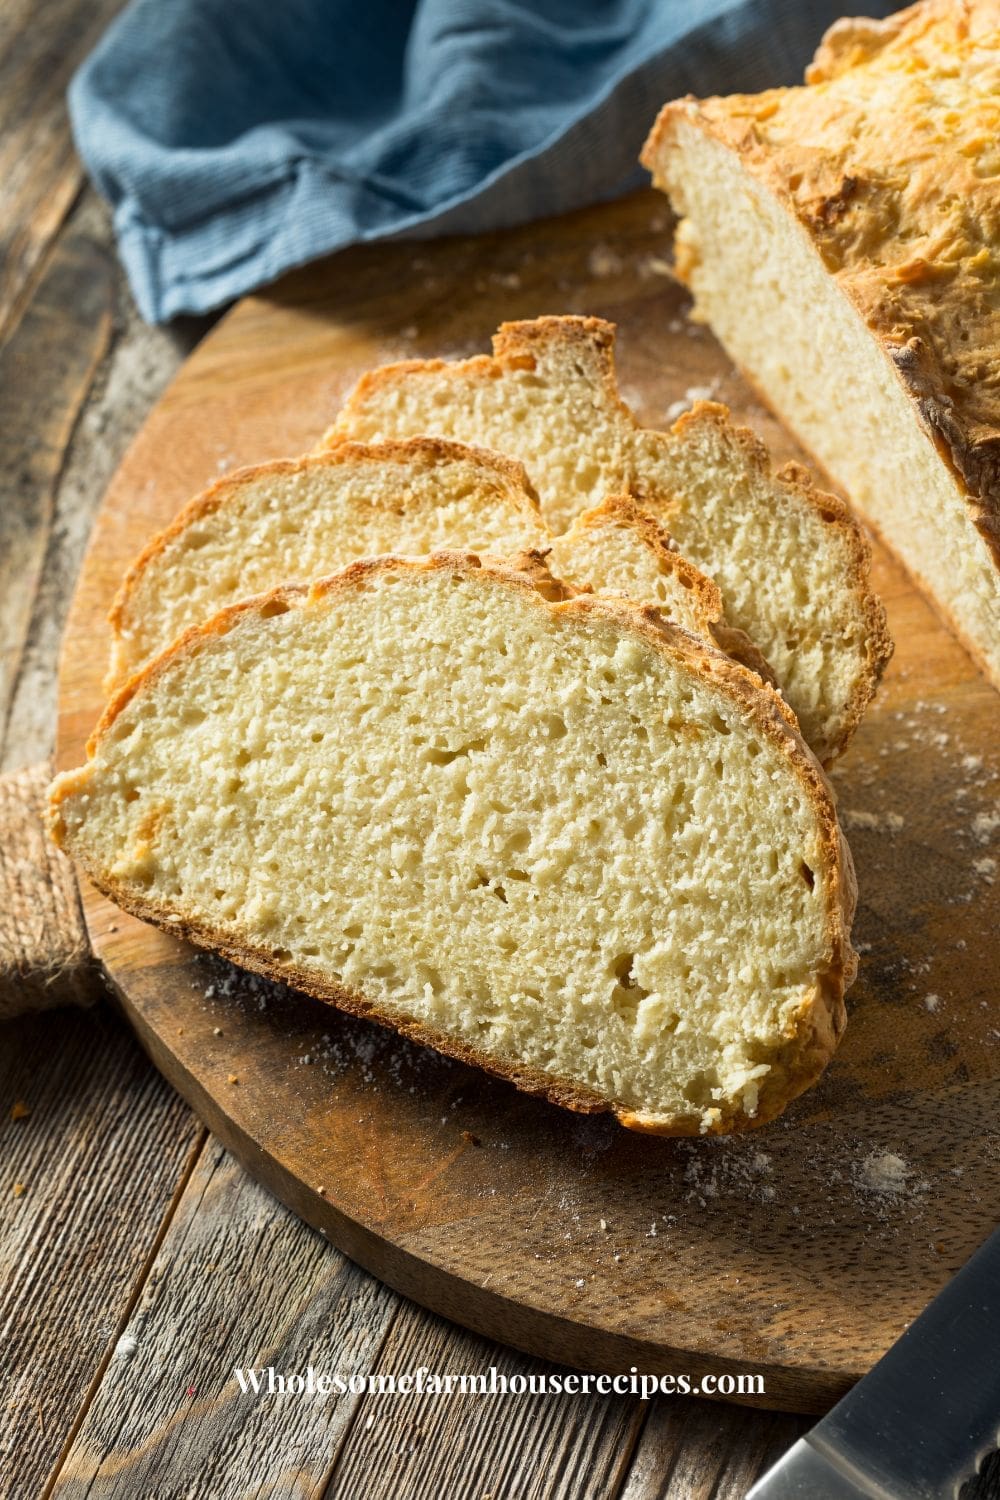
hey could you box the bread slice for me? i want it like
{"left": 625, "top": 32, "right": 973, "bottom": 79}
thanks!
{"left": 325, "top": 316, "right": 891, "bottom": 764}
{"left": 108, "top": 438, "right": 550, "bottom": 687}
{"left": 107, "top": 437, "right": 756, "bottom": 687}
{"left": 50, "top": 552, "right": 856, "bottom": 1136}
{"left": 549, "top": 494, "right": 775, "bottom": 687}
{"left": 640, "top": 1, "right": 1000, "bottom": 690}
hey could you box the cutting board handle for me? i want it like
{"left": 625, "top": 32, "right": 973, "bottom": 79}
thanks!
{"left": 0, "top": 760, "right": 95, "bottom": 1020}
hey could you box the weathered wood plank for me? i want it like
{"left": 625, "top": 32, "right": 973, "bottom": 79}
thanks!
{"left": 0, "top": 0, "right": 125, "bottom": 340}
{"left": 323, "top": 1305, "right": 645, "bottom": 1500}
{"left": 0, "top": 1002, "right": 201, "bottom": 1499}
{"left": 0, "top": 203, "right": 113, "bottom": 763}
{"left": 617, "top": 1397, "right": 808, "bottom": 1500}
{"left": 51, "top": 1146, "right": 400, "bottom": 1499}
{"left": 2, "top": 193, "right": 217, "bottom": 770}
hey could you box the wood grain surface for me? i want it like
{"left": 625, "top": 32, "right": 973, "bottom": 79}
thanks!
{"left": 1, "top": 1003, "right": 202, "bottom": 1498}
{"left": 0, "top": 0, "right": 124, "bottom": 341}
{"left": 52, "top": 190, "right": 1000, "bottom": 1417}
{"left": 51, "top": 1146, "right": 398, "bottom": 1497}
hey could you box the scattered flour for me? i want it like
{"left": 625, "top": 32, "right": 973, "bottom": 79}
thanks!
{"left": 972, "top": 809, "right": 1000, "bottom": 844}
{"left": 843, "top": 809, "right": 905, "bottom": 833}
{"left": 682, "top": 1145, "right": 775, "bottom": 1208}
{"left": 586, "top": 245, "right": 623, "bottom": 278}
{"left": 854, "top": 1150, "right": 917, "bottom": 1200}
{"left": 199, "top": 956, "right": 280, "bottom": 1011}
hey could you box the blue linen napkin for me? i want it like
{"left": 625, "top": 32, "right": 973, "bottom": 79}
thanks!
{"left": 70, "top": 0, "right": 895, "bottom": 324}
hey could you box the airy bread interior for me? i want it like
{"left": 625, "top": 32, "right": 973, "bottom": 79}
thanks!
{"left": 326, "top": 317, "right": 890, "bottom": 763}
{"left": 108, "top": 439, "right": 752, "bottom": 686}
{"left": 51, "top": 555, "right": 855, "bottom": 1135}
{"left": 645, "top": 117, "right": 1000, "bottom": 689}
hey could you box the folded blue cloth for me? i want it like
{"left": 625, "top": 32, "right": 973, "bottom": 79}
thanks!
{"left": 70, "top": 0, "right": 895, "bottom": 324}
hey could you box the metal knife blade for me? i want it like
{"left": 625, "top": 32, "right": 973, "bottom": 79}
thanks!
{"left": 747, "top": 1224, "right": 1000, "bottom": 1500}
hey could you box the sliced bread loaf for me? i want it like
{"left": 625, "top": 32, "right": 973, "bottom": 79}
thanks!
{"left": 107, "top": 438, "right": 754, "bottom": 687}
{"left": 51, "top": 552, "right": 856, "bottom": 1136}
{"left": 641, "top": 0, "right": 1000, "bottom": 692}
{"left": 326, "top": 315, "right": 891, "bottom": 764}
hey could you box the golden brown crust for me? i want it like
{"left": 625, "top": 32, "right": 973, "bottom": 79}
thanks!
{"left": 322, "top": 316, "right": 629, "bottom": 450}
{"left": 641, "top": 0, "right": 1000, "bottom": 560}
{"left": 328, "top": 315, "right": 891, "bottom": 762}
{"left": 50, "top": 551, "right": 856, "bottom": 1137}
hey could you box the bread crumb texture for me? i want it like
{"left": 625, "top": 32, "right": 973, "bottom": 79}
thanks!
{"left": 328, "top": 316, "right": 890, "bottom": 763}
{"left": 51, "top": 555, "right": 855, "bottom": 1136}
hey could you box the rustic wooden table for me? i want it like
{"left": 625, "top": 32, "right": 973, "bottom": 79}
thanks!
{"left": 2, "top": 6, "right": 998, "bottom": 1497}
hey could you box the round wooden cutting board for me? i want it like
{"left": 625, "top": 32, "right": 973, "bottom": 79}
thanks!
{"left": 56, "top": 191, "right": 1000, "bottom": 1414}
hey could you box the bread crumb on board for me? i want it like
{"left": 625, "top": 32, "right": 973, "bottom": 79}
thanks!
{"left": 853, "top": 1150, "right": 922, "bottom": 1201}
{"left": 972, "top": 810, "right": 1000, "bottom": 843}
{"left": 586, "top": 244, "right": 623, "bottom": 279}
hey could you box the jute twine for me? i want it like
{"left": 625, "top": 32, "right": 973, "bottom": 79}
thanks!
{"left": 0, "top": 761, "right": 94, "bottom": 1020}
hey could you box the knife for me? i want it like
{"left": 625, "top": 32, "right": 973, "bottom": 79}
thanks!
{"left": 747, "top": 1225, "right": 1000, "bottom": 1499}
